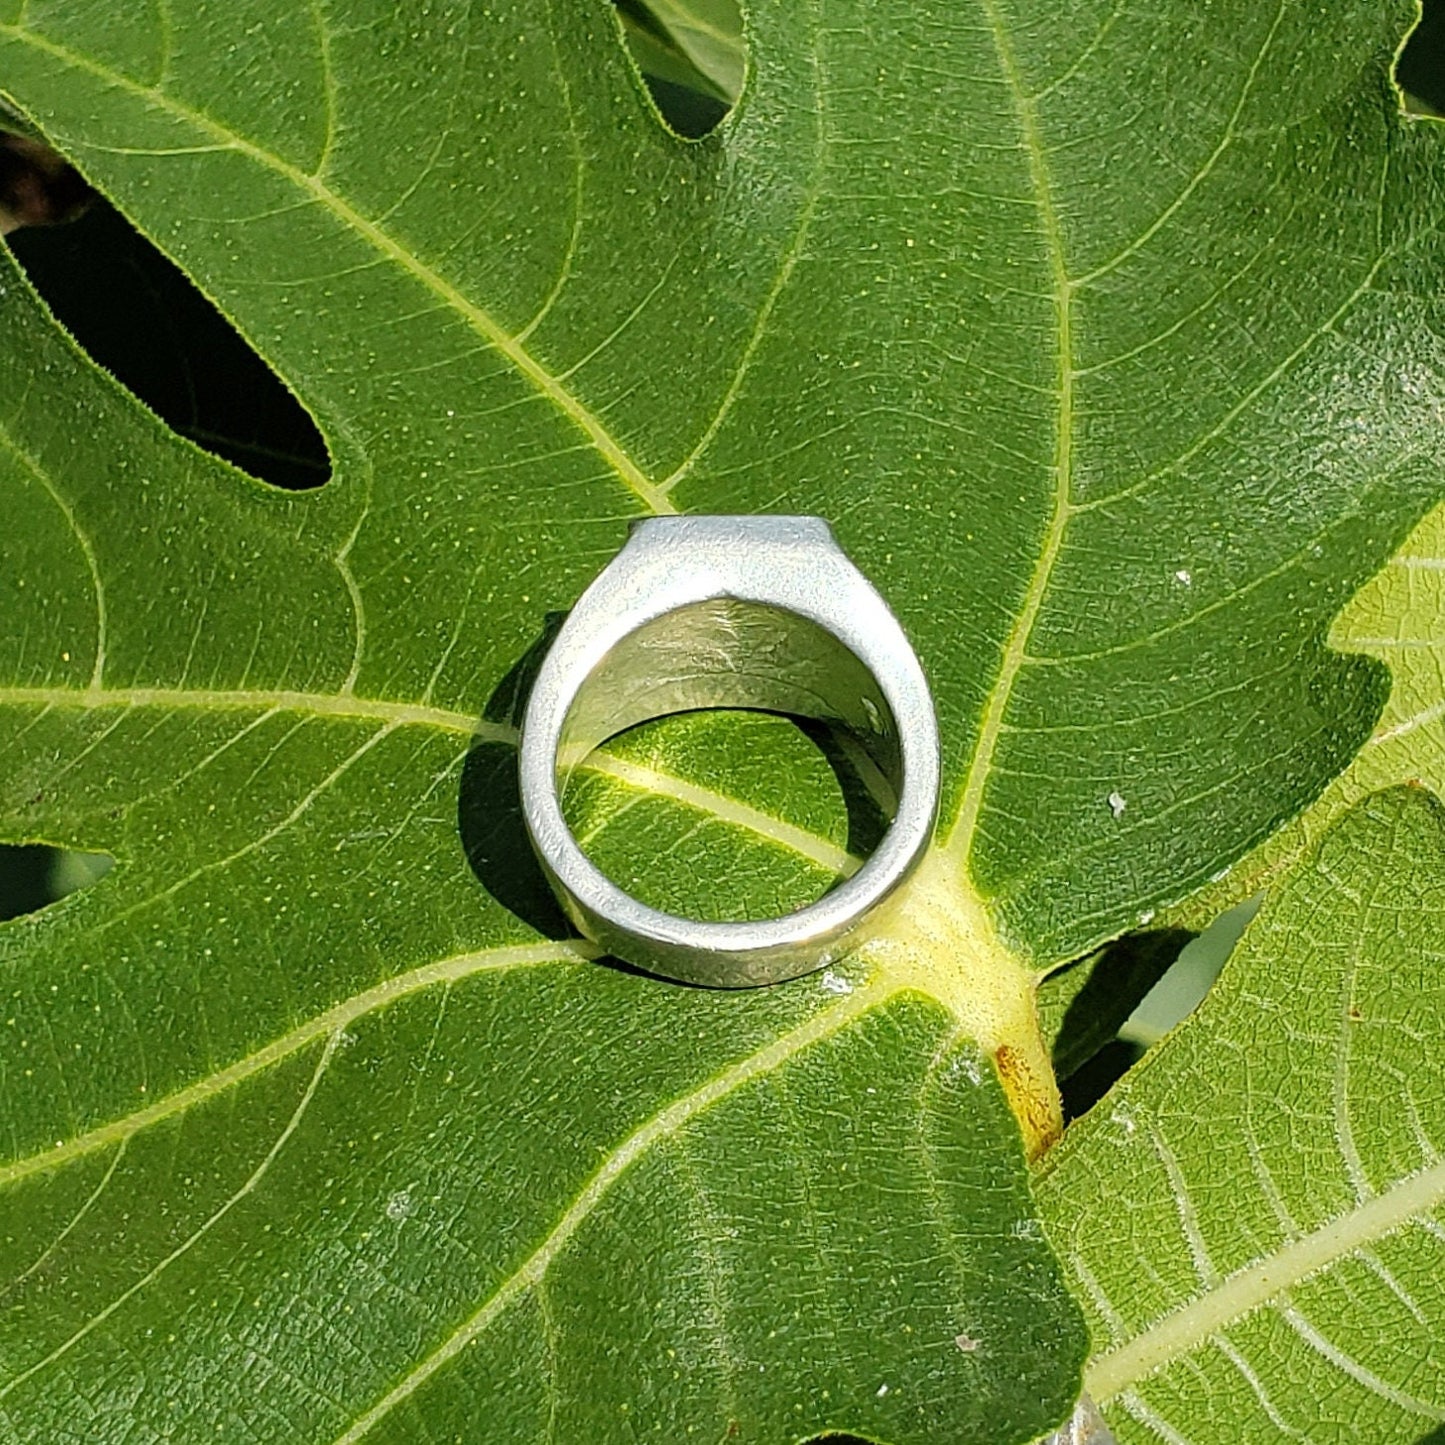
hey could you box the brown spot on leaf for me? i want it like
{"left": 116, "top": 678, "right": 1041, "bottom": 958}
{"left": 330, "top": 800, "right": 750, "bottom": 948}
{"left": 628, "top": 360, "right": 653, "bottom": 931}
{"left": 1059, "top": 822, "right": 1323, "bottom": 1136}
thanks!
{"left": 993, "top": 1042, "right": 1063, "bottom": 1161}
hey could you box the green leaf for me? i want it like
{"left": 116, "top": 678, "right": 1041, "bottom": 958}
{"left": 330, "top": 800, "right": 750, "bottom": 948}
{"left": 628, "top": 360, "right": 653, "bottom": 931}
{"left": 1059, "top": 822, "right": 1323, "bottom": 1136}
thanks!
{"left": 621, "top": 0, "right": 746, "bottom": 103}
{"left": 1036, "top": 786, "right": 1445, "bottom": 1441}
{"left": 1169, "top": 493, "right": 1445, "bottom": 927}
{"left": 1, "top": 0, "right": 1444, "bottom": 1437}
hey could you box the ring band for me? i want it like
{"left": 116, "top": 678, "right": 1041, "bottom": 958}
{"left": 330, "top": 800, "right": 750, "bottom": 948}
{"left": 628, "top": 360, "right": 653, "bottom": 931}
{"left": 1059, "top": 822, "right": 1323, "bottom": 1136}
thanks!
{"left": 518, "top": 515, "right": 940, "bottom": 988}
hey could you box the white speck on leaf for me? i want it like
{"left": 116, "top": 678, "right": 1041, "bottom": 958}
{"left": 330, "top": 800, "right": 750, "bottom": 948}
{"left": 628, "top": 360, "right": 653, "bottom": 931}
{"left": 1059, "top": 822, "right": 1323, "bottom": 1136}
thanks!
{"left": 385, "top": 1190, "right": 413, "bottom": 1221}
{"left": 1174, "top": 568, "right": 1192, "bottom": 585}
{"left": 954, "top": 1333, "right": 980, "bottom": 1353}
{"left": 876, "top": 1383, "right": 890, "bottom": 1398}
{"left": 1400, "top": 366, "right": 1429, "bottom": 399}
{"left": 1107, "top": 791, "right": 1127, "bottom": 818}
{"left": 819, "top": 969, "right": 852, "bottom": 995}
{"left": 953, "top": 1053, "right": 983, "bottom": 1086}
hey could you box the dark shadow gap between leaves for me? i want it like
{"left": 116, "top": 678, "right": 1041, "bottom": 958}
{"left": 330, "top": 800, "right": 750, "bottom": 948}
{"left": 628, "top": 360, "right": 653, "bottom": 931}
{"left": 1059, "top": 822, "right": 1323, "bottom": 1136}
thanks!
{"left": 1047, "top": 928, "right": 1194, "bottom": 1088}
{"left": 1119, "top": 898, "right": 1261, "bottom": 1048}
{"left": 1061, "top": 1038, "right": 1149, "bottom": 1123}
{"left": 0, "top": 132, "right": 92, "bottom": 230}
{"left": 4, "top": 186, "right": 331, "bottom": 492}
{"left": 1397, "top": 0, "right": 1445, "bottom": 115}
{"left": 1053, "top": 897, "right": 1262, "bottom": 1124}
{"left": 613, "top": 0, "right": 742, "bottom": 137}
{"left": 0, "top": 844, "right": 112, "bottom": 923}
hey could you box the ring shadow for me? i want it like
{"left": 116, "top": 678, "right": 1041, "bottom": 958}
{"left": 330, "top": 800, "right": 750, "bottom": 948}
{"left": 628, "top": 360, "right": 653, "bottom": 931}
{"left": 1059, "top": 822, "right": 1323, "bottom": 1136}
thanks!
{"left": 456, "top": 613, "right": 895, "bottom": 975}
{"left": 458, "top": 613, "right": 574, "bottom": 945}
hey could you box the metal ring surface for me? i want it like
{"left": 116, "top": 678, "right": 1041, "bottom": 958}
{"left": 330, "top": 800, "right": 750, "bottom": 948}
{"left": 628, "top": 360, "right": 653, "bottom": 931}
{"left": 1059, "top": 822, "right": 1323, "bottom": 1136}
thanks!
{"left": 518, "top": 515, "right": 940, "bottom": 988}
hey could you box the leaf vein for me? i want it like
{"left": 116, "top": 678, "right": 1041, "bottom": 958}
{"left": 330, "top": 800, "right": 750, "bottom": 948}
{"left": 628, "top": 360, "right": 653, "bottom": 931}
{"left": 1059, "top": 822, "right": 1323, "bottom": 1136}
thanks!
{"left": 659, "top": 0, "right": 827, "bottom": 497}
{"left": 0, "top": 21, "right": 673, "bottom": 516}
{"left": 945, "top": 0, "right": 1075, "bottom": 866}
{"left": 0, "top": 430, "right": 107, "bottom": 690}
{"left": 1072, "top": 0, "right": 1286, "bottom": 289}
{"left": 0, "top": 941, "right": 586, "bottom": 1190}
{"left": 1277, "top": 1300, "right": 1444, "bottom": 1418}
{"left": 1087, "top": 1155, "right": 1445, "bottom": 1399}
{"left": 326, "top": 987, "right": 883, "bottom": 1445}
{"left": 0, "top": 1034, "right": 335, "bottom": 1400}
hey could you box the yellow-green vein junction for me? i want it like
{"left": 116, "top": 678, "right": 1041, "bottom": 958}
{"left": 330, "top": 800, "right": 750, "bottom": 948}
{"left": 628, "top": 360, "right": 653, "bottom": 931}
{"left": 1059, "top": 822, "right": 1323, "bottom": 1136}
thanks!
{"left": 838, "top": 0, "right": 1077, "bottom": 1159}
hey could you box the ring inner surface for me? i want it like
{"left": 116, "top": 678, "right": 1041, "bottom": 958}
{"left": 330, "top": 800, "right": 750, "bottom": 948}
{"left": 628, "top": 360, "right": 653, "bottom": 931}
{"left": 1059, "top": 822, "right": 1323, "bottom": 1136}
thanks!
{"left": 556, "top": 598, "right": 903, "bottom": 838}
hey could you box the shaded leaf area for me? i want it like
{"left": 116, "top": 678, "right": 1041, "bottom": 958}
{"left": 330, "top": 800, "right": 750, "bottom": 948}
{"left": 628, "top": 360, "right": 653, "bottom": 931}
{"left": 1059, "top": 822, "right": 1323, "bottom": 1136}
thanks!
{"left": 562, "top": 709, "right": 888, "bottom": 921}
{"left": 1172, "top": 494, "right": 1445, "bottom": 927}
{"left": 1038, "top": 787, "right": 1445, "bottom": 1443}
{"left": 0, "top": 844, "right": 107, "bottom": 922}
{"left": 1116, "top": 900, "right": 1258, "bottom": 1050}
{"left": 0, "top": 0, "right": 1444, "bottom": 1438}
{"left": 1038, "top": 904, "right": 1265, "bottom": 1125}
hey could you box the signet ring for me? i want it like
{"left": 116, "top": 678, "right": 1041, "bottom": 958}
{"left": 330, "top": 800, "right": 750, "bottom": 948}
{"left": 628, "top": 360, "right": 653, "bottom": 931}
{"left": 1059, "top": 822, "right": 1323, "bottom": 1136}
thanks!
{"left": 518, "top": 515, "right": 940, "bottom": 988}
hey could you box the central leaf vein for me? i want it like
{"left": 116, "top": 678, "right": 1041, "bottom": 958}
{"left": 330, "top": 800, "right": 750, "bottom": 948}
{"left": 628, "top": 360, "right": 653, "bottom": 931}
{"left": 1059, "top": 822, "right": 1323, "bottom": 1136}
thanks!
{"left": 945, "top": 0, "right": 1074, "bottom": 869}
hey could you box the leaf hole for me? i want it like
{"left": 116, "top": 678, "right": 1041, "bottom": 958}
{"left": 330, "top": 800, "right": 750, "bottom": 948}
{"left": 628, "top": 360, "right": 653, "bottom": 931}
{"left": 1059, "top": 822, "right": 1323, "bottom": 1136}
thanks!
{"left": 0, "top": 131, "right": 93, "bottom": 230}
{"left": 614, "top": 0, "right": 744, "bottom": 137}
{"left": 1118, "top": 898, "right": 1260, "bottom": 1048}
{"left": 3, "top": 155, "right": 331, "bottom": 491}
{"left": 1052, "top": 899, "right": 1260, "bottom": 1123}
{"left": 1396, "top": 0, "right": 1445, "bottom": 117}
{"left": 0, "top": 844, "right": 112, "bottom": 923}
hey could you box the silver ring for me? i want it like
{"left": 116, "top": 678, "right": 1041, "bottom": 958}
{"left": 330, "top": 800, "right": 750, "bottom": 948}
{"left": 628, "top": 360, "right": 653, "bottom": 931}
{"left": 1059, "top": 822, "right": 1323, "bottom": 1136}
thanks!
{"left": 518, "top": 515, "right": 940, "bottom": 988}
